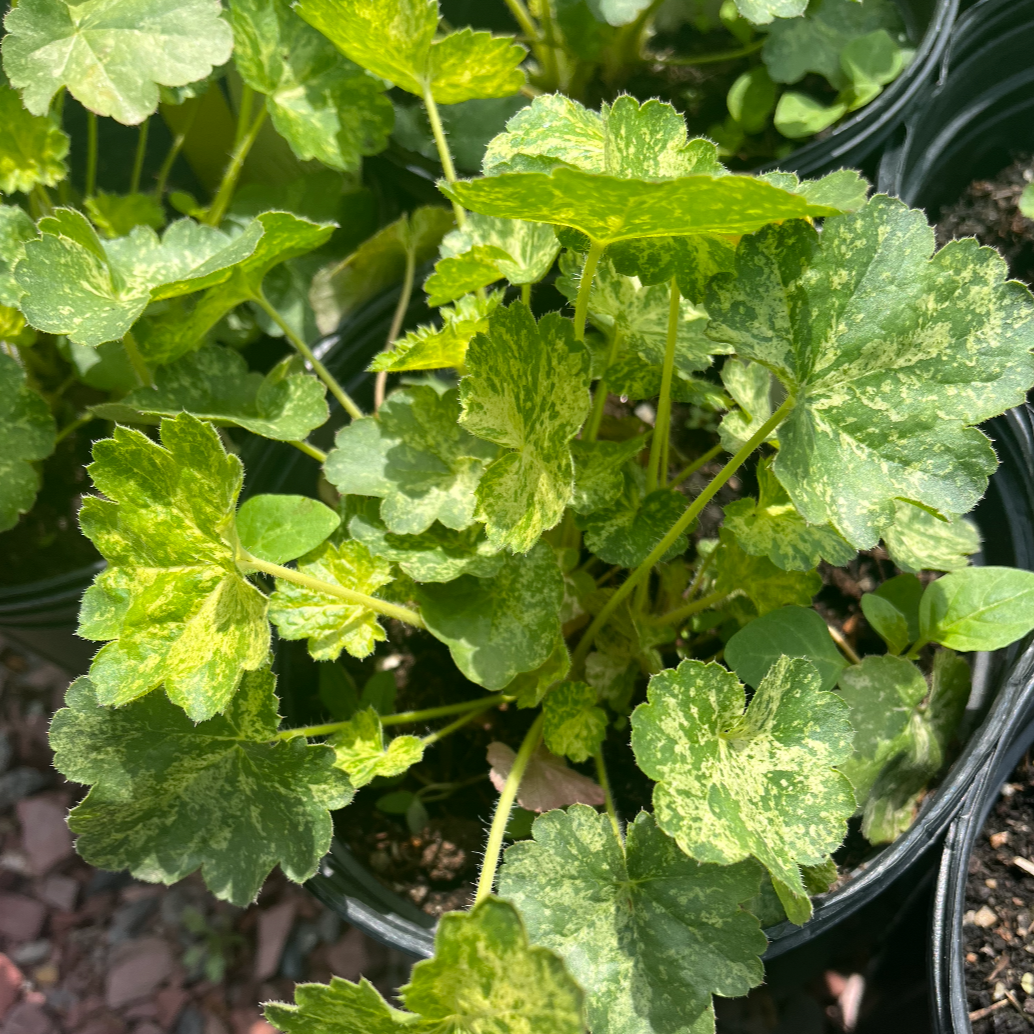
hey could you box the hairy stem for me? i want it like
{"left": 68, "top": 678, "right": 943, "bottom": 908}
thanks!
{"left": 595, "top": 748, "right": 621, "bottom": 841}
{"left": 155, "top": 101, "right": 200, "bottom": 198}
{"left": 573, "top": 240, "right": 605, "bottom": 341}
{"left": 476, "top": 712, "right": 545, "bottom": 904}
{"left": 649, "top": 589, "right": 727, "bottom": 628}
{"left": 54, "top": 413, "right": 91, "bottom": 446}
{"left": 670, "top": 443, "right": 725, "bottom": 488}
{"left": 239, "top": 550, "right": 425, "bottom": 628}
{"left": 130, "top": 118, "right": 149, "bottom": 194}
{"left": 86, "top": 112, "right": 98, "bottom": 198}
{"left": 654, "top": 39, "right": 764, "bottom": 66}
{"left": 121, "top": 331, "right": 154, "bottom": 388}
{"left": 233, "top": 84, "right": 254, "bottom": 149}
{"left": 252, "top": 292, "right": 364, "bottom": 420}
{"left": 375, "top": 247, "right": 417, "bottom": 411}
{"left": 586, "top": 328, "right": 622, "bottom": 442}
{"left": 648, "top": 277, "right": 680, "bottom": 490}
{"left": 521, "top": 282, "right": 531, "bottom": 307}
{"left": 286, "top": 439, "right": 328, "bottom": 463}
{"left": 32, "top": 184, "right": 53, "bottom": 217}
{"left": 205, "top": 102, "right": 267, "bottom": 227}
{"left": 421, "top": 705, "right": 494, "bottom": 746}
{"left": 571, "top": 394, "right": 796, "bottom": 671}
{"left": 422, "top": 85, "right": 467, "bottom": 229}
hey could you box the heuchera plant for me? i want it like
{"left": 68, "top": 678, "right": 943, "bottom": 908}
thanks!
{"left": 3, "top": 0, "right": 1034, "bottom": 1030}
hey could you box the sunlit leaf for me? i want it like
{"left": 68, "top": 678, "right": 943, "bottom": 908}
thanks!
{"left": 327, "top": 707, "right": 423, "bottom": 787}
{"left": 236, "top": 494, "right": 340, "bottom": 565}
{"left": 542, "top": 681, "right": 606, "bottom": 763}
{"left": 0, "top": 81, "right": 68, "bottom": 194}
{"left": 883, "top": 500, "right": 980, "bottom": 574}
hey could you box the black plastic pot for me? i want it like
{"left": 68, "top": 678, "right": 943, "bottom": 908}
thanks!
{"left": 878, "top": 0, "right": 1034, "bottom": 210}
{"left": 277, "top": 281, "right": 1034, "bottom": 960}
{"left": 930, "top": 653, "right": 1034, "bottom": 1033}
{"left": 766, "top": 0, "right": 960, "bottom": 179}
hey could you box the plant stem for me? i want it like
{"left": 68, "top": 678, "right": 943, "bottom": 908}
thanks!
{"left": 205, "top": 104, "right": 267, "bottom": 227}
{"left": 375, "top": 247, "right": 416, "bottom": 411}
{"left": 233, "top": 85, "right": 254, "bottom": 149}
{"left": 287, "top": 439, "right": 328, "bottom": 463}
{"left": 130, "top": 118, "right": 149, "bottom": 194}
{"left": 653, "top": 39, "right": 764, "bottom": 66}
{"left": 595, "top": 748, "right": 621, "bottom": 841}
{"left": 521, "top": 282, "right": 531, "bottom": 307}
{"left": 54, "top": 413, "right": 91, "bottom": 445}
{"left": 421, "top": 705, "right": 493, "bottom": 746}
{"left": 475, "top": 712, "right": 544, "bottom": 905}
{"left": 251, "top": 292, "right": 364, "bottom": 420}
{"left": 32, "top": 184, "right": 53, "bottom": 217}
{"left": 383, "top": 694, "right": 507, "bottom": 726}
{"left": 650, "top": 589, "right": 727, "bottom": 627}
{"left": 670, "top": 443, "right": 725, "bottom": 488}
{"left": 86, "top": 112, "right": 98, "bottom": 198}
{"left": 571, "top": 394, "right": 796, "bottom": 671}
{"left": 238, "top": 550, "right": 425, "bottom": 628}
{"left": 422, "top": 85, "right": 467, "bottom": 229}
{"left": 827, "top": 623, "right": 861, "bottom": 665}
{"left": 122, "top": 331, "right": 153, "bottom": 388}
{"left": 155, "top": 101, "right": 200, "bottom": 198}
{"left": 586, "top": 328, "right": 622, "bottom": 442}
{"left": 648, "top": 277, "right": 680, "bottom": 490}
{"left": 573, "top": 241, "right": 605, "bottom": 341}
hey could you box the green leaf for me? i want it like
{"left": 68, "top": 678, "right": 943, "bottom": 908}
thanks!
{"left": 557, "top": 252, "right": 726, "bottom": 376}
{"left": 727, "top": 66, "right": 776, "bottom": 133}
{"left": 425, "top": 244, "right": 511, "bottom": 306}
{"left": 0, "top": 81, "right": 68, "bottom": 194}
{"left": 104, "top": 346, "right": 329, "bottom": 441}
{"left": 437, "top": 213, "right": 561, "bottom": 288}
{"left": 873, "top": 573, "right": 924, "bottom": 644}
{"left": 723, "top": 456, "right": 854, "bottom": 571}
{"left": 460, "top": 303, "right": 592, "bottom": 552}
{"left": 606, "top": 232, "right": 737, "bottom": 302}
{"left": 294, "top": 0, "right": 526, "bottom": 104}
{"left": 716, "top": 359, "right": 774, "bottom": 453}
{"left": 630, "top": 656, "right": 855, "bottom": 896}
{"left": 50, "top": 668, "right": 353, "bottom": 906}
{"left": 77, "top": 415, "right": 269, "bottom": 721}
{"left": 0, "top": 203, "right": 37, "bottom": 307}
{"left": 349, "top": 511, "right": 504, "bottom": 583}
{"left": 310, "top": 206, "right": 453, "bottom": 336}
{"left": 841, "top": 29, "right": 907, "bottom": 90}
{"left": 762, "top": 0, "right": 904, "bottom": 89}
{"left": 85, "top": 192, "right": 165, "bottom": 238}
{"left": 713, "top": 527, "right": 821, "bottom": 616}
{"left": 267, "top": 540, "right": 394, "bottom": 661}
{"left": 919, "top": 566, "right": 1034, "bottom": 652}
{"left": 734, "top": 0, "right": 806, "bottom": 25}
{"left": 581, "top": 485, "right": 688, "bottom": 568}
{"left": 859, "top": 593, "right": 910, "bottom": 654}
{"left": 369, "top": 291, "right": 501, "bottom": 373}
{"left": 417, "top": 540, "right": 564, "bottom": 689}
{"left": 1022, "top": 183, "right": 1034, "bottom": 221}
{"left": 507, "top": 633, "right": 571, "bottom": 708}
{"left": 705, "top": 197, "right": 1034, "bottom": 549}
{"left": 327, "top": 706, "right": 423, "bottom": 787}
{"left": 498, "top": 806, "right": 766, "bottom": 1034}
{"left": 569, "top": 435, "right": 648, "bottom": 516}
{"left": 883, "top": 500, "right": 980, "bottom": 574}
{"left": 229, "top": 0, "right": 392, "bottom": 172}
{"left": 237, "top": 494, "right": 341, "bottom": 565}
{"left": 326, "top": 385, "right": 497, "bottom": 536}
{"left": 266, "top": 897, "right": 585, "bottom": 1034}
{"left": 773, "top": 92, "right": 847, "bottom": 140}
{"left": 2, "top": 0, "right": 234, "bottom": 125}
{"left": 0, "top": 350, "right": 56, "bottom": 532}
{"left": 725, "top": 605, "right": 847, "bottom": 693}
{"left": 542, "top": 681, "right": 606, "bottom": 762}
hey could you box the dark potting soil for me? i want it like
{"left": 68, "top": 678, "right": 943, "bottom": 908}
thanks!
{"left": 962, "top": 754, "right": 1034, "bottom": 1032}
{"left": 935, "top": 156, "right": 1034, "bottom": 288}
{"left": 0, "top": 419, "right": 102, "bottom": 587}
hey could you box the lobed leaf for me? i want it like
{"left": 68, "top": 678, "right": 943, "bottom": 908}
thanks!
{"left": 542, "top": 681, "right": 607, "bottom": 763}
{"left": 499, "top": 806, "right": 766, "bottom": 1034}
{"left": 460, "top": 303, "right": 591, "bottom": 552}
{"left": 267, "top": 540, "right": 394, "bottom": 661}
{"left": 883, "top": 501, "right": 980, "bottom": 574}
{"left": 50, "top": 669, "right": 353, "bottom": 906}
{"left": 712, "top": 527, "right": 821, "bottom": 616}
{"left": 706, "top": 197, "right": 1034, "bottom": 549}
{"left": 569, "top": 436, "right": 649, "bottom": 517}
{"left": 2, "top": 0, "right": 233, "bottom": 125}
{"left": 326, "top": 385, "right": 498, "bottom": 536}
{"left": 77, "top": 415, "right": 269, "bottom": 721}
{"left": 0, "top": 82, "right": 69, "bottom": 194}
{"left": 85, "top": 192, "right": 165, "bottom": 238}
{"left": 327, "top": 707, "right": 423, "bottom": 788}
{"left": 581, "top": 485, "right": 688, "bottom": 569}
{"left": 0, "top": 351, "right": 56, "bottom": 532}
{"left": 0, "top": 203, "right": 37, "bottom": 307}
{"left": 417, "top": 540, "right": 564, "bottom": 689}
{"left": 630, "top": 656, "right": 855, "bottom": 899}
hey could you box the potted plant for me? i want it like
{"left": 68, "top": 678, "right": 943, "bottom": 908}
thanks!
{"left": 5, "top": 0, "right": 1034, "bottom": 1029}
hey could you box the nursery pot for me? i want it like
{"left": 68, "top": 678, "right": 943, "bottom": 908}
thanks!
{"left": 929, "top": 655, "right": 1034, "bottom": 1033}
{"left": 274, "top": 281, "right": 1034, "bottom": 959}
{"left": 764, "top": 0, "right": 959, "bottom": 180}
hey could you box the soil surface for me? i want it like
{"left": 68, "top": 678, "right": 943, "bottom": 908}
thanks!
{"left": 936, "top": 156, "right": 1034, "bottom": 287}
{"left": 963, "top": 754, "right": 1034, "bottom": 1033}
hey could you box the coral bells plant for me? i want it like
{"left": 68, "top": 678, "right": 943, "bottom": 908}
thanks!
{"left": 1, "top": 0, "right": 1034, "bottom": 1030}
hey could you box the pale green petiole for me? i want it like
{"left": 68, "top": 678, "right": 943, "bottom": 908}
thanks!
{"left": 476, "top": 711, "right": 545, "bottom": 904}
{"left": 571, "top": 394, "right": 797, "bottom": 672}
{"left": 205, "top": 97, "right": 267, "bottom": 228}
{"left": 647, "top": 276, "right": 681, "bottom": 490}
{"left": 573, "top": 241, "right": 605, "bottom": 342}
